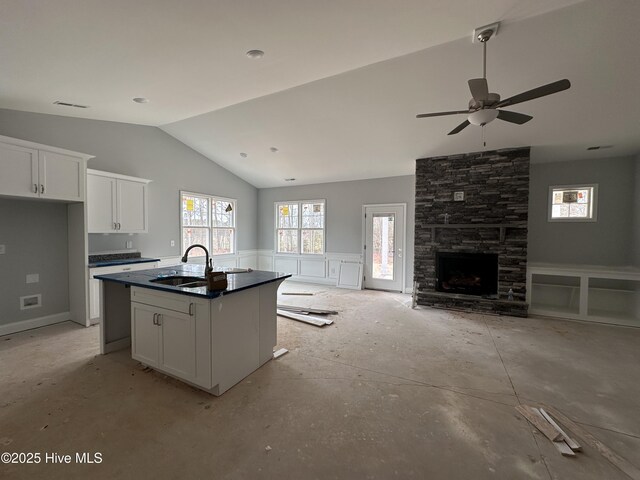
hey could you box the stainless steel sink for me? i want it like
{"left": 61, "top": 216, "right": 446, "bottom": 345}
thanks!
{"left": 150, "top": 276, "right": 207, "bottom": 288}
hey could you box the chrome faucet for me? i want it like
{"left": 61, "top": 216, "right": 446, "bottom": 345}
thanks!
{"left": 181, "top": 244, "right": 213, "bottom": 276}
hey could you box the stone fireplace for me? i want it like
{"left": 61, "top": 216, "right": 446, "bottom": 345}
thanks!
{"left": 414, "top": 147, "right": 529, "bottom": 317}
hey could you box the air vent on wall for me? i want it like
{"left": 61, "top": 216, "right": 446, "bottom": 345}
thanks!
{"left": 20, "top": 294, "right": 42, "bottom": 310}
{"left": 53, "top": 101, "right": 89, "bottom": 109}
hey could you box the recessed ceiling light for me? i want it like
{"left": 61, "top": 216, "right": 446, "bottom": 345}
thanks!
{"left": 246, "top": 49, "right": 265, "bottom": 59}
{"left": 284, "top": 178, "right": 296, "bottom": 182}
{"left": 133, "top": 97, "right": 149, "bottom": 104}
{"left": 270, "top": 147, "right": 279, "bottom": 153}
{"left": 240, "top": 152, "right": 248, "bottom": 158}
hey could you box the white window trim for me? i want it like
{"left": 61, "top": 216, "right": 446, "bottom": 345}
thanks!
{"left": 180, "top": 190, "right": 237, "bottom": 256}
{"left": 547, "top": 184, "right": 598, "bottom": 222}
{"left": 274, "top": 199, "right": 326, "bottom": 255}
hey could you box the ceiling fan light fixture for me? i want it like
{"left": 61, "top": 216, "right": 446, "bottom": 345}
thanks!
{"left": 468, "top": 109, "right": 498, "bottom": 126}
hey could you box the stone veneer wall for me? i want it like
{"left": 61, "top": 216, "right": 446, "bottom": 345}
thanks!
{"left": 414, "top": 147, "right": 530, "bottom": 317}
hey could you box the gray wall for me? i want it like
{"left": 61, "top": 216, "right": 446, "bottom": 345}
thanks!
{"left": 0, "top": 108, "right": 258, "bottom": 256}
{"left": 528, "top": 156, "right": 636, "bottom": 266}
{"left": 258, "top": 175, "right": 415, "bottom": 288}
{"left": 634, "top": 155, "right": 640, "bottom": 267}
{"left": 0, "top": 199, "right": 69, "bottom": 325}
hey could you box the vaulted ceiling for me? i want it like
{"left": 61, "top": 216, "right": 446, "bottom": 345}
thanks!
{"left": 2, "top": 0, "right": 639, "bottom": 187}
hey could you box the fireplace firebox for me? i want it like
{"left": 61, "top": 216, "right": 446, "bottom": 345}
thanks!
{"left": 436, "top": 252, "right": 498, "bottom": 296}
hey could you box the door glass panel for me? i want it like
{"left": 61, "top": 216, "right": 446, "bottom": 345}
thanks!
{"left": 372, "top": 214, "right": 395, "bottom": 280}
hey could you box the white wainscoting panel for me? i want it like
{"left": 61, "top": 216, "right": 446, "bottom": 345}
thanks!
{"left": 337, "top": 262, "right": 363, "bottom": 290}
{"left": 274, "top": 257, "right": 299, "bottom": 275}
{"left": 299, "top": 258, "right": 326, "bottom": 277}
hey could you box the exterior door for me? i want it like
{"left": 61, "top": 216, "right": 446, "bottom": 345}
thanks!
{"left": 364, "top": 204, "right": 405, "bottom": 292}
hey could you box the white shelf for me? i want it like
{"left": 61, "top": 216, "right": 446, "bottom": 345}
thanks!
{"left": 527, "top": 264, "right": 640, "bottom": 327}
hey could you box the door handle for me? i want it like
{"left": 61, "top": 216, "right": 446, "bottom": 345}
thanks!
{"left": 189, "top": 303, "right": 194, "bottom": 316}
{"left": 152, "top": 313, "right": 157, "bottom": 325}
{"left": 156, "top": 314, "right": 162, "bottom": 326}
{"left": 33, "top": 183, "right": 38, "bottom": 193}
{"left": 117, "top": 222, "right": 121, "bottom": 230}
{"left": 40, "top": 184, "right": 45, "bottom": 194}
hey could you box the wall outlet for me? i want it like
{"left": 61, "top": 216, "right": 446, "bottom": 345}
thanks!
{"left": 26, "top": 273, "right": 39, "bottom": 284}
{"left": 0, "top": 244, "right": 5, "bottom": 254}
{"left": 170, "top": 240, "right": 175, "bottom": 247}
{"left": 126, "top": 240, "right": 133, "bottom": 249}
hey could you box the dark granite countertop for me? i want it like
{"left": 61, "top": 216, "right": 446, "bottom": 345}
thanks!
{"left": 89, "top": 257, "right": 161, "bottom": 268}
{"left": 94, "top": 264, "right": 291, "bottom": 299}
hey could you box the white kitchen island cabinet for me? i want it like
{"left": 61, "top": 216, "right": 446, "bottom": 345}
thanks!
{"left": 95, "top": 265, "right": 290, "bottom": 396}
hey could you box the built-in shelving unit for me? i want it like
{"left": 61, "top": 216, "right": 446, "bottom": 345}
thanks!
{"left": 527, "top": 263, "right": 640, "bottom": 327}
{"left": 424, "top": 224, "right": 527, "bottom": 243}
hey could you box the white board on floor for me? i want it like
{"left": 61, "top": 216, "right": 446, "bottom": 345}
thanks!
{"left": 337, "top": 262, "right": 363, "bottom": 290}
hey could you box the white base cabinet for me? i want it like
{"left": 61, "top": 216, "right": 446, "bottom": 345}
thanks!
{"left": 129, "top": 281, "right": 282, "bottom": 395}
{"left": 89, "top": 262, "right": 159, "bottom": 324}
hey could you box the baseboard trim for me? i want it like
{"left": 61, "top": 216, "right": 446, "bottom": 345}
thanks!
{"left": 284, "top": 276, "right": 337, "bottom": 286}
{"left": 0, "top": 312, "right": 71, "bottom": 336}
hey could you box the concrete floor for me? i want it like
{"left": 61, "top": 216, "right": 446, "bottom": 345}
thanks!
{"left": 1, "top": 283, "right": 639, "bottom": 480}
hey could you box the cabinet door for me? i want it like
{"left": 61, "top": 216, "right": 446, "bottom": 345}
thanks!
{"left": 131, "top": 303, "right": 161, "bottom": 367}
{"left": 117, "top": 179, "right": 147, "bottom": 232}
{"left": 87, "top": 174, "right": 117, "bottom": 233}
{"left": 159, "top": 309, "right": 197, "bottom": 380}
{"left": 0, "top": 142, "right": 39, "bottom": 198}
{"left": 89, "top": 278, "right": 101, "bottom": 321}
{"left": 39, "top": 150, "right": 84, "bottom": 201}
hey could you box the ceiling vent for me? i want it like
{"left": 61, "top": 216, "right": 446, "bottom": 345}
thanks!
{"left": 53, "top": 101, "right": 89, "bottom": 109}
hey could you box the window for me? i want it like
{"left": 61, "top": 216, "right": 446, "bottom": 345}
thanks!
{"left": 181, "top": 191, "right": 236, "bottom": 256}
{"left": 276, "top": 200, "right": 325, "bottom": 254}
{"left": 548, "top": 184, "right": 597, "bottom": 222}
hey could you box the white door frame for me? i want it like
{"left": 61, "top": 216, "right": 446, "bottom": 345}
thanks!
{"left": 361, "top": 203, "right": 407, "bottom": 293}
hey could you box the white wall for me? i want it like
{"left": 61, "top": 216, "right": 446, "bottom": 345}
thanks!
{"left": 528, "top": 156, "right": 636, "bottom": 266}
{"left": 258, "top": 175, "right": 415, "bottom": 289}
{"left": 0, "top": 108, "right": 259, "bottom": 257}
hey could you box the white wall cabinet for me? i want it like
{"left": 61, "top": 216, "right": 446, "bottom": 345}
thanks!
{"left": 87, "top": 169, "right": 150, "bottom": 233}
{"left": 0, "top": 140, "right": 85, "bottom": 202}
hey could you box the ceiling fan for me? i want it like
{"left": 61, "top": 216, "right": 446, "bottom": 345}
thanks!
{"left": 416, "top": 25, "right": 571, "bottom": 135}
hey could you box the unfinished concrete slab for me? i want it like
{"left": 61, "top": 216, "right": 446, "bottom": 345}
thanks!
{"left": 1, "top": 284, "right": 639, "bottom": 479}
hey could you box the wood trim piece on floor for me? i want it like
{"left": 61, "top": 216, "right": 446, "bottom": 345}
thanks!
{"left": 0, "top": 312, "right": 71, "bottom": 336}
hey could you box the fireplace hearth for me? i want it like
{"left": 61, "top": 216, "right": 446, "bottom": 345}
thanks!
{"left": 436, "top": 252, "right": 498, "bottom": 296}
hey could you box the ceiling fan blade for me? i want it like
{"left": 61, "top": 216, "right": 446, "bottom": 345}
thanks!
{"left": 416, "top": 110, "right": 469, "bottom": 119}
{"left": 496, "top": 79, "right": 571, "bottom": 108}
{"left": 468, "top": 78, "right": 489, "bottom": 101}
{"left": 448, "top": 120, "right": 470, "bottom": 135}
{"left": 497, "top": 110, "right": 533, "bottom": 125}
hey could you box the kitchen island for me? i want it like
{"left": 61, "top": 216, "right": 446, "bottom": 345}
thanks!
{"left": 94, "top": 265, "right": 291, "bottom": 395}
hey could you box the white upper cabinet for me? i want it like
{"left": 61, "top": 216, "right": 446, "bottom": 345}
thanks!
{"left": 87, "top": 169, "right": 150, "bottom": 233}
{"left": 0, "top": 136, "right": 91, "bottom": 202}
{"left": 38, "top": 150, "right": 85, "bottom": 201}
